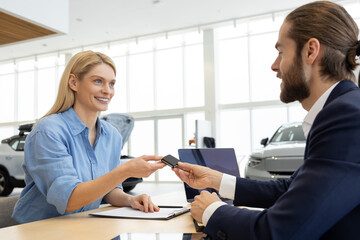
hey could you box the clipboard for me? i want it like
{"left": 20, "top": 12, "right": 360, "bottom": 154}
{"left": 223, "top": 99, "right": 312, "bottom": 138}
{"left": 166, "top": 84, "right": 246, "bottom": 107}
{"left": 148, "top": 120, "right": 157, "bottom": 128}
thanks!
{"left": 90, "top": 206, "right": 190, "bottom": 220}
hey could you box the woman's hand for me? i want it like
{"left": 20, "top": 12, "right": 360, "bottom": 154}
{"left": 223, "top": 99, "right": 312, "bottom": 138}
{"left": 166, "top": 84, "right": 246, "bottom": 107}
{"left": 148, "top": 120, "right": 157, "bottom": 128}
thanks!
{"left": 129, "top": 194, "right": 160, "bottom": 213}
{"left": 105, "top": 189, "right": 159, "bottom": 213}
{"left": 123, "top": 155, "right": 165, "bottom": 178}
{"left": 67, "top": 156, "right": 164, "bottom": 212}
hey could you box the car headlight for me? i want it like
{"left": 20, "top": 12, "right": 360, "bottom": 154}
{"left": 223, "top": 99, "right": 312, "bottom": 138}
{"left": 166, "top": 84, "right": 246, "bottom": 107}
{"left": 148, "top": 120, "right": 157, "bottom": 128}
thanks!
{"left": 248, "top": 157, "right": 261, "bottom": 167}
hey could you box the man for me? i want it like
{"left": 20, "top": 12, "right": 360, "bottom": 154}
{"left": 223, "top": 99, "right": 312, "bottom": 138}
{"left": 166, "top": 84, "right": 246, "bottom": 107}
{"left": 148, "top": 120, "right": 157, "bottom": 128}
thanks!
{"left": 173, "top": 1, "right": 360, "bottom": 239}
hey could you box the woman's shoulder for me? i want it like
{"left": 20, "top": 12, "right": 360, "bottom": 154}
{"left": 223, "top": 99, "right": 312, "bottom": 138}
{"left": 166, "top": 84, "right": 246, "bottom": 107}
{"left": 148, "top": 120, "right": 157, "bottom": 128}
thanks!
{"left": 100, "top": 119, "right": 121, "bottom": 137}
{"left": 99, "top": 120, "right": 123, "bottom": 147}
{"left": 31, "top": 113, "right": 68, "bottom": 136}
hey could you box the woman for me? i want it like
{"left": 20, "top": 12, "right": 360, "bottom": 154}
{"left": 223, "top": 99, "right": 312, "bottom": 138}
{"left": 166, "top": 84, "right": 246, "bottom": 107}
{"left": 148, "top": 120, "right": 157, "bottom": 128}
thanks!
{"left": 12, "top": 51, "right": 165, "bottom": 223}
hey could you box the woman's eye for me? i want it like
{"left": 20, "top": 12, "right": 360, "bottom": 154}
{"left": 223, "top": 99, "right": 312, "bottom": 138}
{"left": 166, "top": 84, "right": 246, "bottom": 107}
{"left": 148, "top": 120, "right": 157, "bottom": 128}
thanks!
{"left": 94, "top": 79, "right": 102, "bottom": 84}
{"left": 109, "top": 82, "right": 115, "bottom": 87}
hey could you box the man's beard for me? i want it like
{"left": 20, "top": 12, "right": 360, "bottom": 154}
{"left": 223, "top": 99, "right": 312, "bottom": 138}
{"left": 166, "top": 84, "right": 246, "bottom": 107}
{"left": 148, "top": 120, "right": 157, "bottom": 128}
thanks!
{"left": 279, "top": 57, "right": 310, "bottom": 103}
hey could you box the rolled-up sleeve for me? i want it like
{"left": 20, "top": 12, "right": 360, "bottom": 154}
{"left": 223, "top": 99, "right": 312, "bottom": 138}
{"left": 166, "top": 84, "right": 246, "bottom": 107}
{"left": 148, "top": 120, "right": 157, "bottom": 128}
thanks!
{"left": 26, "top": 130, "right": 81, "bottom": 214}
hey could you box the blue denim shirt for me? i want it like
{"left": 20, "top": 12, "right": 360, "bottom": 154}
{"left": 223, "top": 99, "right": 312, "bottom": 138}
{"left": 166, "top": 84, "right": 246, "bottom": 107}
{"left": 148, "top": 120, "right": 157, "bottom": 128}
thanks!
{"left": 12, "top": 107, "right": 122, "bottom": 223}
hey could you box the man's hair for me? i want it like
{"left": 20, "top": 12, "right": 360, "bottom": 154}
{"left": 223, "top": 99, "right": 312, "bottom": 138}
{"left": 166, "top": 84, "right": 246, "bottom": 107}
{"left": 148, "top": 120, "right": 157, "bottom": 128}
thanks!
{"left": 285, "top": 1, "right": 359, "bottom": 82}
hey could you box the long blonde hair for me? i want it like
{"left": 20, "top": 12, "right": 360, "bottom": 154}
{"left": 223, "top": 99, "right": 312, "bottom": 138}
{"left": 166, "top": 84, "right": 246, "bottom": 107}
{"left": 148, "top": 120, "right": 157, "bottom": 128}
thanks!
{"left": 41, "top": 50, "right": 116, "bottom": 119}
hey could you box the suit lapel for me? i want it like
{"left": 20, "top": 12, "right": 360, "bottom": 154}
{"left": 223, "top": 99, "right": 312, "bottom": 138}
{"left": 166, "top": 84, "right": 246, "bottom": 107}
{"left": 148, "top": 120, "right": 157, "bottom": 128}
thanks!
{"left": 324, "top": 80, "right": 358, "bottom": 107}
{"left": 304, "top": 80, "right": 358, "bottom": 158}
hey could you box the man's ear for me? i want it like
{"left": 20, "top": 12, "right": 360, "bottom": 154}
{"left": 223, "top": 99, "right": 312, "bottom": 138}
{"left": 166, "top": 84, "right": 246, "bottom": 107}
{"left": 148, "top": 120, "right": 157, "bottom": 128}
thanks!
{"left": 304, "top": 38, "right": 320, "bottom": 65}
{"left": 68, "top": 74, "right": 78, "bottom": 92}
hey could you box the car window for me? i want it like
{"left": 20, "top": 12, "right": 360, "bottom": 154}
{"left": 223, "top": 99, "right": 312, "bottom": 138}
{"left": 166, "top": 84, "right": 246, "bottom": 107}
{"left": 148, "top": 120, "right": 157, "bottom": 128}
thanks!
{"left": 10, "top": 139, "right": 26, "bottom": 151}
{"left": 17, "top": 140, "right": 25, "bottom": 151}
{"left": 11, "top": 140, "right": 19, "bottom": 151}
{"left": 271, "top": 125, "right": 305, "bottom": 143}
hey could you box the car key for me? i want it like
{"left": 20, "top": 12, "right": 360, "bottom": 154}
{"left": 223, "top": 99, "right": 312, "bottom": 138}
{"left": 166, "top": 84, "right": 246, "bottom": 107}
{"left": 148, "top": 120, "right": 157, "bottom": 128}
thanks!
{"left": 161, "top": 154, "right": 180, "bottom": 168}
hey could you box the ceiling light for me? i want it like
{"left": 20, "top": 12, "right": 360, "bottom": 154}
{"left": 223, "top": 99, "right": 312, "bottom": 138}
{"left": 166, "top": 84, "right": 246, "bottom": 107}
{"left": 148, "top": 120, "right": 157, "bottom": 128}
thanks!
{"left": 153, "top": 0, "right": 164, "bottom": 6}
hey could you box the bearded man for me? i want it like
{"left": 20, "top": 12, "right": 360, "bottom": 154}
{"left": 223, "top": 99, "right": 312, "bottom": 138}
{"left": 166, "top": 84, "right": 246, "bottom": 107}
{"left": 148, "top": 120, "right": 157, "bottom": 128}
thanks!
{"left": 173, "top": 1, "right": 360, "bottom": 239}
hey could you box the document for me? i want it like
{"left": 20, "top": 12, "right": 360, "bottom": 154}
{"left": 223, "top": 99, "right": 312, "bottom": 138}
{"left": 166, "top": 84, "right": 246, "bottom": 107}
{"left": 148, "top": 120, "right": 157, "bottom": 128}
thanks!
{"left": 112, "top": 233, "right": 206, "bottom": 240}
{"left": 90, "top": 206, "right": 190, "bottom": 220}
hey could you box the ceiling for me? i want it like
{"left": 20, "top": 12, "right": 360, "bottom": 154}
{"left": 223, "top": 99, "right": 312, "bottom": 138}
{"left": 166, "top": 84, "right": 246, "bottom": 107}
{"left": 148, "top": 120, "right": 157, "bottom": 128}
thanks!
{"left": 0, "top": 11, "right": 56, "bottom": 45}
{"left": 0, "top": 0, "right": 321, "bottom": 62}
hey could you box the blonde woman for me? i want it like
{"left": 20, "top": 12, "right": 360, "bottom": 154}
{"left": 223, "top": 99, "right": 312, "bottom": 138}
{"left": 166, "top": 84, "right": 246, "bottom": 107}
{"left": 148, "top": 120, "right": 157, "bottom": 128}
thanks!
{"left": 12, "top": 51, "right": 165, "bottom": 223}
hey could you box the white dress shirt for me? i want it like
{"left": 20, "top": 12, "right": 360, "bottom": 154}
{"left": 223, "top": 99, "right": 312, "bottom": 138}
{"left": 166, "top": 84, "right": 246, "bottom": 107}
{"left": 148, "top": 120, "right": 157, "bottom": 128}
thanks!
{"left": 302, "top": 81, "right": 339, "bottom": 138}
{"left": 201, "top": 81, "right": 340, "bottom": 226}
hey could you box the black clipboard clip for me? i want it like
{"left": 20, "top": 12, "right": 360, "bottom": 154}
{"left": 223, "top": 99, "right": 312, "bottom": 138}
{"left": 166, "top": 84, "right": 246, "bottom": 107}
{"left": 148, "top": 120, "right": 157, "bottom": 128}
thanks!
{"left": 170, "top": 207, "right": 190, "bottom": 218}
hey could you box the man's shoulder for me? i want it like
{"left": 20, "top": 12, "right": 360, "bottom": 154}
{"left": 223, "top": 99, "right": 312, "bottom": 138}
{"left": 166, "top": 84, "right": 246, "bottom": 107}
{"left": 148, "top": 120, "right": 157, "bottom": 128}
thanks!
{"left": 325, "top": 87, "right": 360, "bottom": 113}
{"left": 310, "top": 86, "right": 360, "bottom": 141}
{"left": 326, "top": 80, "right": 360, "bottom": 106}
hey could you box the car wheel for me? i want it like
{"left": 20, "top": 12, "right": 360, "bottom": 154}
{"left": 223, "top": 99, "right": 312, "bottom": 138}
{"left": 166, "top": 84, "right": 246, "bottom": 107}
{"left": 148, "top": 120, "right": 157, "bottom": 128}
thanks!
{"left": 0, "top": 169, "right": 14, "bottom": 196}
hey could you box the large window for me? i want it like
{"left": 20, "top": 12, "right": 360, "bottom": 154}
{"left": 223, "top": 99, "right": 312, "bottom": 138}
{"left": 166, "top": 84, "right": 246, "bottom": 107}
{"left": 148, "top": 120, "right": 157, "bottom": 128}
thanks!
{"left": 0, "top": 54, "right": 65, "bottom": 139}
{"left": 157, "top": 117, "right": 183, "bottom": 181}
{"left": 156, "top": 48, "right": 183, "bottom": 110}
{"left": 217, "top": 12, "right": 307, "bottom": 158}
{"left": 110, "top": 32, "right": 205, "bottom": 181}
{"left": 219, "top": 109, "right": 251, "bottom": 156}
{"left": 108, "top": 56, "right": 127, "bottom": 113}
{"left": 249, "top": 32, "right": 279, "bottom": 102}
{"left": 0, "top": 0, "right": 358, "bottom": 182}
{"left": 0, "top": 72, "right": 15, "bottom": 123}
{"left": 36, "top": 54, "right": 62, "bottom": 118}
{"left": 129, "top": 52, "right": 154, "bottom": 112}
{"left": 17, "top": 58, "right": 35, "bottom": 121}
{"left": 218, "top": 37, "right": 249, "bottom": 104}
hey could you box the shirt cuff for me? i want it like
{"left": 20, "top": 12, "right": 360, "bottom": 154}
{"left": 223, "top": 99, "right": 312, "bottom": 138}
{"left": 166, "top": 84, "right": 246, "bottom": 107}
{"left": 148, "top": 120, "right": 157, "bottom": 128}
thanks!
{"left": 202, "top": 201, "right": 227, "bottom": 226}
{"left": 219, "top": 173, "right": 236, "bottom": 200}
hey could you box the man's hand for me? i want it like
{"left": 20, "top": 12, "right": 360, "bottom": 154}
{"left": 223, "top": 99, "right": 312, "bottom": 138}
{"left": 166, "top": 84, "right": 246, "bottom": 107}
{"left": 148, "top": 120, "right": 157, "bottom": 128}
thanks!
{"left": 123, "top": 155, "right": 165, "bottom": 178}
{"left": 172, "top": 162, "right": 223, "bottom": 190}
{"left": 191, "top": 191, "right": 221, "bottom": 223}
{"left": 129, "top": 194, "right": 160, "bottom": 213}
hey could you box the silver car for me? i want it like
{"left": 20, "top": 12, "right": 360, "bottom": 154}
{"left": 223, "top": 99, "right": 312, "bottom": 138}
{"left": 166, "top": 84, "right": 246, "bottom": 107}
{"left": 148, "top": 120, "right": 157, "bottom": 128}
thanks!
{"left": 0, "top": 124, "right": 30, "bottom": 196}
{"left": 245, "top": 122, "right": 306, "bottom": 180}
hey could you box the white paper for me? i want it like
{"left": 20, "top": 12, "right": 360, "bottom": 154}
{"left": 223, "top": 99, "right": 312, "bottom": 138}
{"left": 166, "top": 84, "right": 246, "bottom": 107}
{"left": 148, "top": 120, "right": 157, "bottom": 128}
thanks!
{"left": 91, "top": 207, "right": 189, "bottom": 219}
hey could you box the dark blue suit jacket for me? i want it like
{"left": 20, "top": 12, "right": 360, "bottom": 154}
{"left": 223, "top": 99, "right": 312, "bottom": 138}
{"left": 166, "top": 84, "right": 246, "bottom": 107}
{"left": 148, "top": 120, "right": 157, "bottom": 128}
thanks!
{"left": 205, "top": 80, "right": 360, "bottom": 240}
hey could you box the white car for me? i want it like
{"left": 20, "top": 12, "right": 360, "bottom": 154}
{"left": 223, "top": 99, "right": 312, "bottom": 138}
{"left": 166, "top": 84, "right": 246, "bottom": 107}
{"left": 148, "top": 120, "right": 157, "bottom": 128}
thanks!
{"left": 0, "top": 124, "right": 30, "bottom": 196}
{"left": 245, "top": 122, "right": 306, "bottom": 180}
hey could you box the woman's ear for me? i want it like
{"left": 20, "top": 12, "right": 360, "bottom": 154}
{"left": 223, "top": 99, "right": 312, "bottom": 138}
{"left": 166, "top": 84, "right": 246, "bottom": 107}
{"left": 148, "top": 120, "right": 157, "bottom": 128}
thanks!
{"left": 304, "top": 38, "right": 320, "bottom": 65}
{"left": 68, "top": 74, "right": 78, "bottom": 92}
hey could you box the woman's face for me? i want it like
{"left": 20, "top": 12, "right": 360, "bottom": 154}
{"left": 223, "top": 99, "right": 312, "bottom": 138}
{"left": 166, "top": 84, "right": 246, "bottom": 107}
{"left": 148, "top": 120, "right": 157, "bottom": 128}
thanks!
{"left": 71, "top": 63, "right": 116, "bottom": 114}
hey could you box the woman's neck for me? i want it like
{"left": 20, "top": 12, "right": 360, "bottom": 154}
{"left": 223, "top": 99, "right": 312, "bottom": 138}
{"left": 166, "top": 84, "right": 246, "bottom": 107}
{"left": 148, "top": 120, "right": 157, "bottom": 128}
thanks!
{"left": 72, "top": 105, "right": 98, "bottom": 129}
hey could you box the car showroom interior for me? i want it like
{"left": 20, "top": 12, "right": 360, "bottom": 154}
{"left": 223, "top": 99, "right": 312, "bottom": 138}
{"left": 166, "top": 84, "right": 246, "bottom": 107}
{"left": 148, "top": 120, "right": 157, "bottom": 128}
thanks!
{"left": 1, "top": 0, "right": 360, "bottom": 239}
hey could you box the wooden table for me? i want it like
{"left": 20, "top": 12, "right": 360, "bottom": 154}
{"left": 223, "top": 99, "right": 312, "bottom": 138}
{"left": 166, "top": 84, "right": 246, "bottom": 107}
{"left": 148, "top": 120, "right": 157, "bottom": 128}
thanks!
{"left": 0, "top": 187, "right": 197, "bottom": 240}
{"left": 0, "top": 205, "right": 197, "bottom": 240}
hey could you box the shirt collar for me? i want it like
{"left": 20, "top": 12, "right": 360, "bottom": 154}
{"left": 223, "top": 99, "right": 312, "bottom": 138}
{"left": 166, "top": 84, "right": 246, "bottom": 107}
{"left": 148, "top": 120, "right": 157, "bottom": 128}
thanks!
{"left": 60, "top": 107, "right": 107, "bottom": 136}
{"left": 302, "top": 81, "right": 340, "bottom": 138}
